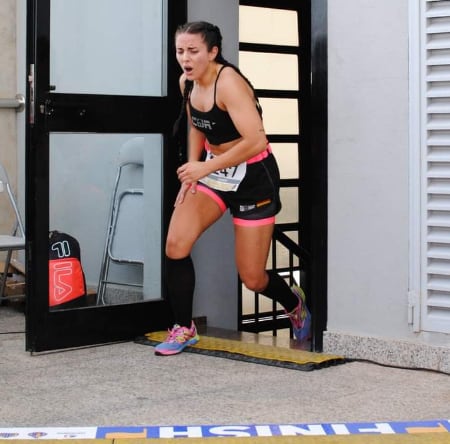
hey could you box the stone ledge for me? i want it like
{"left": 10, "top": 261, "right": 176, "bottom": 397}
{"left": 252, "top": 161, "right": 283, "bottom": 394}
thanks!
{"left": 323, "top": 331, "right": 450, "bottom": 374}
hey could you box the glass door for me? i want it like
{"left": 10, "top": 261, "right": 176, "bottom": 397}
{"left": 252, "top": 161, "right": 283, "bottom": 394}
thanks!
{"left": 25, "top": 0, "right": 186, "bottom": 352}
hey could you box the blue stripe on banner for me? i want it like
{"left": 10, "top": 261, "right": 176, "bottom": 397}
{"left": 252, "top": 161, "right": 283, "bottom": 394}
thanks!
{"left": 97, "top": 421, "right": 450, "bottom": 439}
{"left": 0, "top": 420, "right": 448, "bottom": 439}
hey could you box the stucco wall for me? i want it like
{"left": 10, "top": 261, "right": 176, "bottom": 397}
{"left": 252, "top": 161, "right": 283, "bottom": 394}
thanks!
{"left": 327, "top": 1, "right": 411, "bottom": 338}
{"left": 0, "top": 0, "right": 18, "bottom": 251}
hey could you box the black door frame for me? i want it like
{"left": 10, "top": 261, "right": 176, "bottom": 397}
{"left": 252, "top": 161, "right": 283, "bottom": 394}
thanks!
{"left": 24, "top": 0, "right": 187, "bottom": 352}
{"left": 23, "top": 0, "right": 327, "bottom": 352}
{"left": 309, "top": 0, "right": 328, "bottom": 351}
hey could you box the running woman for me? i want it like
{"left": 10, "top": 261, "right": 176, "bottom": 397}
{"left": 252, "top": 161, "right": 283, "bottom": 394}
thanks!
{"left": 155, "top": 21, "right": 311, "bottom": 356}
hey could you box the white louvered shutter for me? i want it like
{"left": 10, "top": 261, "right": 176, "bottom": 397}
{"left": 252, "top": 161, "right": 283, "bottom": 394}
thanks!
{"left": 422, "top": 0, "right": 450, "bottom": 333}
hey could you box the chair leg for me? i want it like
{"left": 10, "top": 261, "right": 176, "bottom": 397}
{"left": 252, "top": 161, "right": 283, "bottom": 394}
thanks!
{"left": 96, "top": 256, "right": 111, "bottom": 305}
{"left": 0, "top": 249, "right": 13, "bottom": 304}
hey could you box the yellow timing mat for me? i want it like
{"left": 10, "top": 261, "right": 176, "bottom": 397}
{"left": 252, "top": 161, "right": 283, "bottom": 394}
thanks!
{"left": 136, "top": 332, "right": 346, "bottom": 371}
{"left": 117, "top": 433, "right": 450, "bottom": 443}
{"left": 4, "top": 434, "right": 450, "bottom": 444}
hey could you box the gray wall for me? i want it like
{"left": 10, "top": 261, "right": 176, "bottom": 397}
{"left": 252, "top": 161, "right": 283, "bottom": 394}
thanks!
{"left": 188, "top": 0, "right": 240, "bottom": 330}
{"left": 327, "top": 0, "right": 410, "bottom": 337}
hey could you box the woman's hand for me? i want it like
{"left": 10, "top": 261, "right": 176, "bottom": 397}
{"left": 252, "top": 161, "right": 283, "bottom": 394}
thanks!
{"left": 175, "top": 181, "right": 197, "bottom": 206}
{"left": 177, "top": 161, "right": 207, "bottom": 185}
{"left": 175, "top": 161, "right": 207, "bottom": 206}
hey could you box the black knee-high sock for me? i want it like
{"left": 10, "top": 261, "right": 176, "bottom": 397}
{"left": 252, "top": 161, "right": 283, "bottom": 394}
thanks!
{"left": 260, "top": 270, "right": 298, "bottom": 312}
{"left": 165, "top": 256, "right": 195, "bottom": 327}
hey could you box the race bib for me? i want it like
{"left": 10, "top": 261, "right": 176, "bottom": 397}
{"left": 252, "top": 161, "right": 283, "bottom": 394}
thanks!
{"left": 199, "top": 151, "right": 247, "bottom": 192}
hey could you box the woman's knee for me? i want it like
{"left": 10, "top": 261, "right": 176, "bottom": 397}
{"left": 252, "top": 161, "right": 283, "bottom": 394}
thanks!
{"left": 165, "top": 232, "right": 193, "bottom": 259}
{"left": 240, "top": 271, "right": 268, "bottom": 293}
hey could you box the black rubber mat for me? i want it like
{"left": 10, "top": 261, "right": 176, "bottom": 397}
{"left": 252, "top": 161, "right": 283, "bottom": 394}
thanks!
{"left": 135, "top": 332, "right": 347, "bottom": 371}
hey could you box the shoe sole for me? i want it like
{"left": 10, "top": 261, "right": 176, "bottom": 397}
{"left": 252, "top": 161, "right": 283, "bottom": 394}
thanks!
{"left": 154, "top": 335, "right": 199, "bottom": 356}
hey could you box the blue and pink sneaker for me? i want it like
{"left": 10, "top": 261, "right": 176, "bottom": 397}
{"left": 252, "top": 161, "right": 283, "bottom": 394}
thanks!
{"left": 286, "top": 285, "right": 311, "bottom": 342}
{"left": 154, "top": 322, "right": 199, "bottom": 356}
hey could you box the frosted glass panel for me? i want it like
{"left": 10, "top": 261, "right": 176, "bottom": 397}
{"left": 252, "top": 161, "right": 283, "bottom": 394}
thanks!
{"left": 239, "top": 6, "right": 299, "bottom": 46}
{"left": 278, "top": 188, "right": 298, "bottom": 224}
{"left": 239, "top": 52, "right": 298, "bottom": 90}
{"left": 49, "top": 133, "right": 162, "bottom": 308}
{"left": 259, "top": 98, "right": 299, "bottom": 135}
{"left": 50, "top": 0, "right": 166, "bottom": 96}
{"left": 271, "top": 143, "right": 299, "bottom": 179}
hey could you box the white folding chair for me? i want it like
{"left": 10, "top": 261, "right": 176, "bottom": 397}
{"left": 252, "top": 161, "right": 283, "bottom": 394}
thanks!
{"left": 0, "top": 162, "right": 25, "bottom": 301}
{"left": 97, "top": 137, "right": 145, "bottom": 305}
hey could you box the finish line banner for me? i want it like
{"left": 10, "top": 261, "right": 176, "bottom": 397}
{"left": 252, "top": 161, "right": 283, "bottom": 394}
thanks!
{"left": 0, "top": 420, "right": 449, "bottom": 440}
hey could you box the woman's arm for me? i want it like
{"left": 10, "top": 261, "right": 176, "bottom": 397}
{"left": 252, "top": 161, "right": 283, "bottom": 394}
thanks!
{"left": 210, "top": 67, "right": 268, "bottom": 168}
{"left": 175, "top": 74, "right": 206, "bottom": 204}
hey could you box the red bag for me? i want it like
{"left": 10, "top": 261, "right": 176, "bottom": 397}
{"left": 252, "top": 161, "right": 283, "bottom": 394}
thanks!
{"left": 49, "top": 231, "right": 87, "bottom": 308}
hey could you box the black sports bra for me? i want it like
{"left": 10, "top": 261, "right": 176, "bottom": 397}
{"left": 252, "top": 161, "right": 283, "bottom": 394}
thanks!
{"left": 189, "top": 66, "right": 242, "bottom": 145}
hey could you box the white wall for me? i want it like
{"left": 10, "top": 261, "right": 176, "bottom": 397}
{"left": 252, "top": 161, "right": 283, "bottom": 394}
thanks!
{"left": 326, "top": 0, "right": 448, "bottom": 372}
{"left": 0, "top": 0, "right": 19, "bottom": 250}
{"left": 327, "top": 0, "right": 410, "bottom": 337}
{"left": 16, "top": 0, "right": 26, "bottom": 228}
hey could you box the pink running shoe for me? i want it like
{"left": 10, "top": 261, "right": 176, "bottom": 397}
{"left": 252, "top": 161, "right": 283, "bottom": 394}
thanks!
{"left": 154, "top": 322, "right": 199, "bottom": 356}
{"left": 286, "top": 285, "right": 311, "bottom": 342}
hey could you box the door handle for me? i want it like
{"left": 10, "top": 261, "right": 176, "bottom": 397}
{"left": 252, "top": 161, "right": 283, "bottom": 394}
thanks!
{"left": 0, "top": 94, "right": 25, "bottom": 112}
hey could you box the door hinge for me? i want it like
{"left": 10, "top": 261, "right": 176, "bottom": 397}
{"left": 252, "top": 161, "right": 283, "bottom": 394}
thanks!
{"left": 408, "top": 289, "right": 420, "bottom": 332}
{"left": 28, "top": 64, "right": 35, "bottom": 125}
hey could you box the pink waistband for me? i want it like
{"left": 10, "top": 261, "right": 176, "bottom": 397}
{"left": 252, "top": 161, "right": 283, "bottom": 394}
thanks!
{"left": 246, "top": 145, "right": 272, "bottom": 164}
{"left": 204, "top": 143, "right": 272, "bottom": 165}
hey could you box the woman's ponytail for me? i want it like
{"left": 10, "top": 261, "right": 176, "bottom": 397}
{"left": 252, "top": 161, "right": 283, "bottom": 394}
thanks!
{"left": 172, "top": 79, "right": 193, "bottom": 164}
